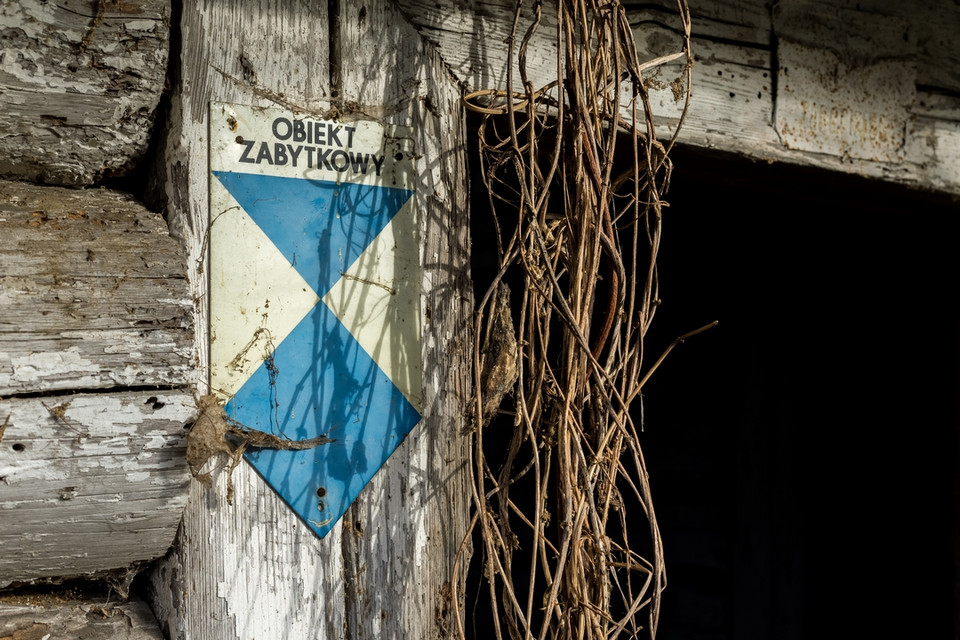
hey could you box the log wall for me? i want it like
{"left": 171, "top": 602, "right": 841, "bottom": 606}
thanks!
{"left": 0, "top": 0, "right": 171, "bottom": 186}
{"left": 0, "top": 180, "right": 193, "bottom": 586}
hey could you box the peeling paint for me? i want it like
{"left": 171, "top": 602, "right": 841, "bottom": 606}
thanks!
{"left": 0, "top": 391, "right": 194, "bottom": 584}
{"left": 7, "top": 348, "right": 99, "bottom": 384}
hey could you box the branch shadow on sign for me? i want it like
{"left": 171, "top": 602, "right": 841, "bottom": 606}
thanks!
{"left": 232, "top": 179, "right": 420, "bottom": 538}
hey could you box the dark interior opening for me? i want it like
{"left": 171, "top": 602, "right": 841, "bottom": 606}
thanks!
{"left": 468, "top": 133, "right": 960, "bottom": 639}
{"left": 641, "top": 145, "right": 959, "bottom": 640}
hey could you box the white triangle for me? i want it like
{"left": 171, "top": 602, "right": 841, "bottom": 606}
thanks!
{"left": 209, "top": 200, "right": 320, "bottom": 400}
{"left": 323, "top": 199, "right": 422, "bottom": 410}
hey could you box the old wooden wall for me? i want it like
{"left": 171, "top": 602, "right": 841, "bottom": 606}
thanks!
{"left": 0, "top": 595, "right": 165, "bottom": 640}
{"left": 0, "top": 0, "right": 194, "bottom": 594}
{"left": 143, "top": 1, "right": 472, "bottom": 638}
{"left": 0, "top": 0, "right": 171, "bottom": 185}
{"left": 0, "top": 182, "right": 194, "bottom": 588}
{"left": 406, "top": 0, "right": 960, "bottom": 195}
{"left": 0, "top": 2, "right": 190, "bottom": 635}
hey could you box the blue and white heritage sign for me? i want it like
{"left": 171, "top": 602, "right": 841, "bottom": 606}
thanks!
{"left": 208, "top": 102, "right": 421, "bottom": 538}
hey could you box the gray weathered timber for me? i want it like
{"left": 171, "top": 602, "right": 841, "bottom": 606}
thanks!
{"left": 0, "top": 0, "right": 170, "bottom": 186}
{"left": 405, "top": 0, "right": 960, "bottom": 195}
{"left": 0, "top": 391, "right": 194, "bottom": 587}
{"left": 0, "top": 180, "right": 192, "bottom": 396}
{"left": 145, "top": 1, "right": 472, "bottom": 638}
{"left": 0, "top": 596, "right": 164, "bottom": 639}
{"left": 0, "top": 179, "right": 194, "bottom": 585}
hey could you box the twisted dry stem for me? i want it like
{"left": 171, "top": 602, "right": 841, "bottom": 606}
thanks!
{"left": 455, "top": 1, "right": 693, "bottom": 638}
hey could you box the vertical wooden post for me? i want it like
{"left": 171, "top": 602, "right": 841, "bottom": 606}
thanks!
{"left": 146, "top": 2, "right": 471, "bottom": 637}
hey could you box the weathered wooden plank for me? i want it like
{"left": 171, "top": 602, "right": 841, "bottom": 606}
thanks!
{"left": 774, "top": 40, "right": 915, "bottom": 163}
{"left": 0, "top": 0, "right": 171, "bottom": 186}
{"left": 628, "top": 0, "right": 771, "bottom": 47}
{"left": 906, "top": 92, "right": 960, "bottom": 191}
{"left": 403, "top": 0, "right": 558, "bottom": 96}
{"left": 0, "top": 391, "right": 194, "bottom": 587}
{"left": 0, "top": 596, "right": 164, "bottom": 639}
{"left": 773, "top": 3, "right": 916, "bottom": 163}
{"left": 405, "top": 0, "right": 960, "bottom": 194}
{"left": 641, "top": 37, "right": 776, "bottom": 146}
{"left": 145, "top": 1, "right": 472, "bottom": 638}
{"left": 0, "top": 180, "right": 192, "bottom": 396}
{"left": 772, "top": 0, "right": 960, "bottom": 94}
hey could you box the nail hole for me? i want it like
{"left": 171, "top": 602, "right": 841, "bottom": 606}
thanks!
{"left": 146, "top": 396, "right": 158, "bottom": 405}
{"left": 235, "top": 135, "right": 244, "bottom": 144}
{"left": 317, "top": 501, "right": 326, "bottom": 511}
{"left": 394, "top": 152, "right": 403, "bottom": 161}
{"left": 12, "top": 443, "right": 25, "bottom": 452}
{"left": 316, "top": 487, "right": 327, "bottom": 497}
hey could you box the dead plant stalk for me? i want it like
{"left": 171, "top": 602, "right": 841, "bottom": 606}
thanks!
{"left": 456, "top": 0, "right": 694, "bottom": 638}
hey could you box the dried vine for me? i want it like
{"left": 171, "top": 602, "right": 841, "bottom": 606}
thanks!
{"left": 455, "top": 1, "right": 694, "bottom": 638}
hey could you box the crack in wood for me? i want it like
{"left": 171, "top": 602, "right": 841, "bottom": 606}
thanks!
{"left": 0, "top": 384, "right": 189, "bottom": 402}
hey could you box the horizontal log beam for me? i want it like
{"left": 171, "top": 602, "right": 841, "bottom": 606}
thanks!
{"left": 0, "top": 180, "right": 192, "bottom": 397}
{"left": 0, "top": 390, "right": 194, "bottom": 586}
{"left": 0, "top": 179, "right": 194, "bottom": 585}
{"left": 0, "top": 0, "right": 170, "bottom": 186}
{"left": 405, "top": 0, "right": 960, "bottom": 195}
{"left": 0, "top": 596, "right": 164, "bottom": 639}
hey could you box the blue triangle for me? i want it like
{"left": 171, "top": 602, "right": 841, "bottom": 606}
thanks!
{"left": 213, "top": 172, "right": 413, "bottom": 296}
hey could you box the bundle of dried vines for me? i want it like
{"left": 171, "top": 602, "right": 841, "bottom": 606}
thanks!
{"left": 454, "top": 1, "right": 694, "bottom": 638}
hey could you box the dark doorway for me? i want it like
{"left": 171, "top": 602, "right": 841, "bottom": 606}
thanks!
{"left": 641, "top": 146, "right": 960, "bottom": 640}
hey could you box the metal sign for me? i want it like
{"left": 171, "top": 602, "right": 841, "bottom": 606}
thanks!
{"left": 208, "top": 102, "right": 421, "bottom": 538}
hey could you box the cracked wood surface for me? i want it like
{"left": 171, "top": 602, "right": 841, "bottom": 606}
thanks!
{"left": 0, "top": 596, "right": 164, "bottom": 639}
{"left": 0, "top": 180, "right": 193, "bottom": 396}
{"left": 0, "top": 0, "right": 171, "bottom": 186}
{"left": 405, "top": 0, "right": 960, "bottom": 194}
{"left": 145, "top": 1, "right": 472, "bottom": 638}
{"left": 0, "top": 180, "right": 194, "bottom": 586}
{"left": 0, "top": 391, "right": 194, "bottom": 586}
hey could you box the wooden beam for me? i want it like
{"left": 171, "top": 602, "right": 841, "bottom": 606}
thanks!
{"left": 145, "top": 2, "right": 472, "bottom": 637}
{"left": 405, "top": 0, "right": 960, "bottom": 194}
{"left": 0, "top": 181, "right": 192, "bottom": 396}
{"left": 0, "top": 392, "right": 194, "bottom": 587}
{"left": 0, "top": 0, "right": 171, "bottom": 186}
{"left": 0, "top": 596, "right": 164, "bottom": 640}
{"left": 0, "top": 179, "right": 194, "bottom": 586}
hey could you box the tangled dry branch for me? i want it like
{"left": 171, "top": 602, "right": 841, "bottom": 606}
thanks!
{"left": 454, "top": 1, "right": 694, "bottom": 638}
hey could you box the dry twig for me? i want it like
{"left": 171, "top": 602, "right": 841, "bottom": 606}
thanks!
{"left": 456, "top": 1, "right": 694, "bottom": 638}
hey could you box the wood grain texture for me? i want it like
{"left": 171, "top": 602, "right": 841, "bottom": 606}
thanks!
{"left": 145, "top": 2, "right": 472, "bottom": 638}
{"left": 0, "top": 597, "right": 164, "bottom": 639}
{"left": 0, "top": 180, "right": 192, "bottom": 396}
{"left": 0, "top": 391, "right": 194, "bottom": 586}
{"left": 405, "top": 0, "right": 960, "bottom": 194}
{"left": 0, "top": 0, "right": 171, "bottom": 186}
